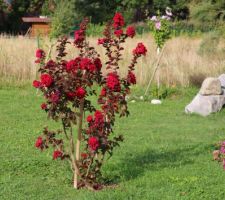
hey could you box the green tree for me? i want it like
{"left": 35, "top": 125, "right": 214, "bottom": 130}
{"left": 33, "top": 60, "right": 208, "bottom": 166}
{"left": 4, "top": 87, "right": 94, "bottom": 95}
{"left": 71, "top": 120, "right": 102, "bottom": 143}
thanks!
{"left": 50, "top": 0, "right": 77, "bottom": 38}
{"left": 190, "top": 0, "right": 225, "bottom": 23}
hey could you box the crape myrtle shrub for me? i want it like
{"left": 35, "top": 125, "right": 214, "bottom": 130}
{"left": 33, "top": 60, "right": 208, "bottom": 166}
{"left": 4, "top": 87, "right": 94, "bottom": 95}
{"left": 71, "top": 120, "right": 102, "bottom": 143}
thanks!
{"left": 33, "top": 13, "right": 147, "bottom": 190}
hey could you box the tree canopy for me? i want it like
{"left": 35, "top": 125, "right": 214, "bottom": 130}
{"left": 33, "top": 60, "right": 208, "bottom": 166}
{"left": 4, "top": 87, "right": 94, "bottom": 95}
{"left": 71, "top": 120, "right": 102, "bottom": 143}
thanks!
{"left": 0, "top": 0, "right": 224, "bottom": 34}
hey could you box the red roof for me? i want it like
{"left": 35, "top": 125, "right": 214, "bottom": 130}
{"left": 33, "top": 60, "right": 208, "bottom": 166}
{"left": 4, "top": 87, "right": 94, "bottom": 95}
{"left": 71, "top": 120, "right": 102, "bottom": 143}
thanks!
{"left": 22, "top": 17, "right": 51, "bottom": 23}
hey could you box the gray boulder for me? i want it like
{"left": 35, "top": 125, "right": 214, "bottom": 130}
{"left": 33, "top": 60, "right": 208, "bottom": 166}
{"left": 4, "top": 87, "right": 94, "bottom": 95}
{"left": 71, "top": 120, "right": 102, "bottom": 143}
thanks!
{"left": 199, "top": 77, "right": 222, "bottom": 95}
{"left": 185, "top": 93, "right": 225, "bottom": 116}
{"left": 185, "top": 75, "right": 225, "bottom": 116}
{"left": 218, "top": 74, "right": 225, "bottom": 88}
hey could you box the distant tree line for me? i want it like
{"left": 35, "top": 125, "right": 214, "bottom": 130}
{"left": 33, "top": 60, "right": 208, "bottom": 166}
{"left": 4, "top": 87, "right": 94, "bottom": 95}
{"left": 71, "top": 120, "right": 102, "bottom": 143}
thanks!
{"left": 0, "top": 0, "right": 224, "bottom": 35}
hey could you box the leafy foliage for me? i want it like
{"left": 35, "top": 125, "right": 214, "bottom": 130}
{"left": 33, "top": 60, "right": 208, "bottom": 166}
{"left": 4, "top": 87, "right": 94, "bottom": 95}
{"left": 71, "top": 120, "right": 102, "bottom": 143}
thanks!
{"left": 148, "top": 9, "right": 172, "bottom": 49}
{"left": 49, "top": 0, "right": 77, "bottom": 38}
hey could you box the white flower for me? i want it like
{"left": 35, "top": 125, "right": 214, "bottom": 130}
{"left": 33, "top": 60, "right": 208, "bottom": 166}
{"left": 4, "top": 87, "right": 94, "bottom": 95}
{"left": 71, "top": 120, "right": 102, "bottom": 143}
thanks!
{"left": 166, "top": 7, "right": 172, "bottom": 16}
{"left": 151, "top": 16, "right": 157, "bottom": 21}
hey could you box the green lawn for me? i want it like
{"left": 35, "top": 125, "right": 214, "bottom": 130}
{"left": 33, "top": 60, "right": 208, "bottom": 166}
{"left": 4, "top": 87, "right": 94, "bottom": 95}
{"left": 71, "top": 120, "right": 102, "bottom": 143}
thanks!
{"left": 0, "top": 86, "right": 225, "bottom": 200}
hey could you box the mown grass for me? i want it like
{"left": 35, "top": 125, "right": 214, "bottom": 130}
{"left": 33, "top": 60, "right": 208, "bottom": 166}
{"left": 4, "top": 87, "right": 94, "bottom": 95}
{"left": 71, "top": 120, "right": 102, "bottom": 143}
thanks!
{"left": 0, "top": 86, "right": 225, "bottom": 200}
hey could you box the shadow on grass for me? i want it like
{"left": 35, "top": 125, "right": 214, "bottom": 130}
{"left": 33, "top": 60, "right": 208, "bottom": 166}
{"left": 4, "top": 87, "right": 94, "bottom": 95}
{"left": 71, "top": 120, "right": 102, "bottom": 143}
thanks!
{"left": 109, "top": 144, "right": 212, "bottom": 183}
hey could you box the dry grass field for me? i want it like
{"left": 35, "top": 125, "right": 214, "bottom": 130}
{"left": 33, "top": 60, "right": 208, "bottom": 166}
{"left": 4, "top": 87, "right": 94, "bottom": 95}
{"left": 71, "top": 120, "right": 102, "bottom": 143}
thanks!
{"left": 0, "top": 34, "right": 224, "bottom": 86}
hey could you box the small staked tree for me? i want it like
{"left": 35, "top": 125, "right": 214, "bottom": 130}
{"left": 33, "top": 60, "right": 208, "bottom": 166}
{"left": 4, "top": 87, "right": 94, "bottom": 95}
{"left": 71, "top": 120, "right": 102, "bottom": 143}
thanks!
{"left": 33, "top": 13, "right": 147, "bottom": 190}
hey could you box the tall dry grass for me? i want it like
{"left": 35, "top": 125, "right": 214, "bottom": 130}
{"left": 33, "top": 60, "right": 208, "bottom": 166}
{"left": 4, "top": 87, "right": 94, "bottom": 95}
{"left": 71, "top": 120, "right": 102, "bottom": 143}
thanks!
{"left": 0, "top": 34, "right": 224, "bottom": 86}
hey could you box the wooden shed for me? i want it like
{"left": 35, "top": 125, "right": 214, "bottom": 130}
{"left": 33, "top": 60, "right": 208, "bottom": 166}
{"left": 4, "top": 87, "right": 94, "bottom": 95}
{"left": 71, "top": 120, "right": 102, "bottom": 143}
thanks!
{"left": 22, "top": 17, "right": 51, "bottom": 37}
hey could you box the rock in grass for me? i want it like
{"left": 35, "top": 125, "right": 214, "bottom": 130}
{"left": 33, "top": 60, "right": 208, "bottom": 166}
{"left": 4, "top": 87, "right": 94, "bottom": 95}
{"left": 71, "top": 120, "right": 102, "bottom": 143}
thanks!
{"left": 185, "top": 75, "right": 225, "bottom": 116}
{"left": 185, "top": 93, "right": 225, "bottom": 116}
{"left": 218, "top": 74, "right": 225, "bottom": 88}
{"left": 151, "top": 99, "right": 162, "bottom": 105}
{"left": 199, "top": 77, "right": 222, "bottom": 95}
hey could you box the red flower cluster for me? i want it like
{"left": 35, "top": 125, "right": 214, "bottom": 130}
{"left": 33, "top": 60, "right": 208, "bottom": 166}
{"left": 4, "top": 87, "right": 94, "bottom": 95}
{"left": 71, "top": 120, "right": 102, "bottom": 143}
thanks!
{"left": 94, "top": 58, "right": 102, "bottom": 70}
{"left": 45, "top": 60, "right": 55, "bottom": 69}
{"left": 33, "top": 74, "right": 53, "bottom": 89}
{"left": 66, "top": 58, "right": 80, "bottom": 73}
{"left": 40, "top": 74, "right": 53, "bottom": 87}
{"left": 74, "top": 30, "right": 85, "bottom": 43}
{"left": 66, "top": 57, "right": 102, "bottom": 73}
{"left": 126, "top": 26, "right": 136, "bottom": 38}
{"left": 50, "top": 92, "right": 60, "bottom": 103}
{"left": 53, "top": 150, "right": 63, "bottom": 160}
{"left": 98, "top": 38, "right": 107, "bottom": 45}
{"left": 35, "top": 137, "right": 43, "bottom": 149}
{"left": 114, "top": 29, "right": 123, "bottom": 37}
{"left": 113, "top": 12, "right": 125, "bottom": 29}
{"left": 66, "top": 92, "right": 76, "bottom": 100}
{"left": 127, "top": 71, "right": 136, "bottom": 84}
{"left": 41, "top": 103, "right": 47, "bottom": 110}
{"left": 94, "top": 110, "right": 104, "bottom": 125}
{"left": 88, "top": 137, "right": 99, "bottom": 151}
{"left": 35, "top": 49, "right": 45, "bottom": 63}
{"left": 36, "top": 49, "right": 45, "bottom": 58}
{"left": 100, "top": 88, "right": 106, "bottom": 96}
{"left": 86, "top": 115, "right": 93, "bottom": 123}
{"left": 75, "top": 87, "right": 86, "bottom": 99}
{"left": 133, "top": 43, "right": 147, "bottom": 56}
{"left": 33, "top": 80, "right": 42, "bottom": 88}
{"left": 81, "top": 153, "right": 88, "bottom": 159}
{"left": 106, "top": 73, "right": 121, "bottom": 92}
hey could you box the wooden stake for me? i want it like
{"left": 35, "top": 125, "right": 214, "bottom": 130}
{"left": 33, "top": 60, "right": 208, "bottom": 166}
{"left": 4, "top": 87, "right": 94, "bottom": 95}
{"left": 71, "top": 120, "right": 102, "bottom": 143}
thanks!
{"left": 74, "top": 99, "right": 84, "bottom": 189}
{"left": 144, "top": 45, "right": 166, "bottom": 97}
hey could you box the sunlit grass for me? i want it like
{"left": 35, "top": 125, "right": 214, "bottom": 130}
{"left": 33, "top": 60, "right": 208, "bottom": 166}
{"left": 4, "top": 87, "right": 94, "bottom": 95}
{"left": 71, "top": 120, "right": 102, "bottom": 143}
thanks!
{"left": 0, "top": 86, "right": 225, "bottom": 199}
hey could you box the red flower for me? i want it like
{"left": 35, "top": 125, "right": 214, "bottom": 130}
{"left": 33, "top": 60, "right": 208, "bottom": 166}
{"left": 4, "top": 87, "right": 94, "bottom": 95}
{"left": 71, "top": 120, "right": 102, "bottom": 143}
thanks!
{"left": 74, "top": 30, "right": 85, "bottom": 43}
{"left": 35, "top": 49, "right": 45, "bottom": 63}
{"left": 36, "top": 49, "right": 45, "bottom": 59}
{"left": 40, "top": 74, "right": 53, "bottom": 87}
{"left": 106, "top": 73, "right": 121, "bottom": 92}
{"left": 113, "top": 12, "right": 125, "bottom": 29}
{"left": 114, "top": 29, "right": 123, "bottom": 37}
{"left": 53, "top": 150, "right": 63, "bottom": 160}
{"left": 88, "top": 137, "right": 99, "bottom": 151}
{"left": 41, "top": 103, "right": 47, "bottom": 110}
{"left": 81, "top": 153, "right": 88, "bottom": 159}
{"left": 100, "top": 87, "right": 106, "bottom": 96}
{"left": 127, "top": 71, "right": 136, "bottom": 84}
{"left": 75, "top": 87, "right": 86, "bottom": 99}
{"left": 33, "top": 80, "right": 42, "bottom": 88}
{"left": 86, "top": 115, "right": 93, "bottom": 123}
{"left": 88, "top": 63, "right": 96, "bottom": 72}
{"left": 133, "top": 43, "right": 147, "bottom": 56}
{"left": 126, "top": 26, "right": 136, "bottom": 38}
{"left": 80, "top": 58, "right": 91, "bottom": 70}
{"left": 94, "top": 58, "right": 102, "bottom": 70}
{"left": 66, "top": 92, "right": 76, "bottom": 100}
{"left": 35, "top": 137, "right": 43, "bottom": 149}
{"left": 98, "top": 38, "right": 107, "bottom": 45}
{"left": 50, "top": 92, "right": 60, "bottom": 103}
{"left": 45, "top": 60, "right": 55, "bottom": 69}
{"left": 66, "top": 60, "right": 77, "bottom": 72}
{"left": 94, "top": 110, "right": 104, "bottom": 125}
